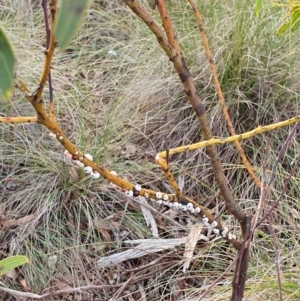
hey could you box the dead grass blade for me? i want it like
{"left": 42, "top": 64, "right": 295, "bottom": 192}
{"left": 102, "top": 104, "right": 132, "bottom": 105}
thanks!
{"left": 98, "top": 236, "right": 209, "bottom": 269}
{"left": 138, "top": 196, "right": 159, "bottom": 238}
{"left": 182, "top": 224, "right": 203, "bottom": 272}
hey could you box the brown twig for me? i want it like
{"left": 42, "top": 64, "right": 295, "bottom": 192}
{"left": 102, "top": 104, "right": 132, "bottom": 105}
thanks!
{"left": 41, "top": 0, "right": 50, "bottom": 48}
{"left": 32, "top": 0, "right": 57, "bottom": 104}
{"left": 187, "top": 0, "right": 261, "bottom": 189}
{"left": 155, "top": 155, "right": 184, "bottom": 199}
{"left": 0, "top": 116, "right": 37, "bottom": 123}
{"left": 41, "top": 0, "right": 55, "bottom": 120}
{"left": 159, "top": 135, "right": 183, "bottom": 198}
{"left": 156, "top": 0, "right": 182, "bottom": 58}
{"left": 164, "top": 135, "right": 169, "bottom": 166}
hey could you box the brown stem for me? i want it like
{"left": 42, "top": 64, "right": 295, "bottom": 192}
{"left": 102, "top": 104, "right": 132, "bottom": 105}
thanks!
{"left": 156, "top": 0, "right": 182, "bottom": 58}
{"left": 230, "top": 215, "right": 252, "bottom": 301}
{"left": 41, "top": 0, "right": 55, "bottom": 120}
{"left": 33, "top": 0, "right": 57, "bottom": 103}
{"left": 187, "top": 0, "right": 261, "bottom": 189}
{"left": 155, "top": 155, "right": 184, "bottom": 199}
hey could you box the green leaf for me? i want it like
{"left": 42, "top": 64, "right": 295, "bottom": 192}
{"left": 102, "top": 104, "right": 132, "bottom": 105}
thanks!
{"left": 255, "top": 0, "right": 262, "bottom": 17}
{"left": 276, "top": 9, "right": 300, "bottom": 36}
{"left": 0, "top": 28, "right": 15, "bottom": 101}
{"left": 291, "top": 9, "right": 300, "bottom": 32}
{"left": 0, "top": 255, "right": 29, "bottom": 277}
{"left": 55, "top": 0, "right": 90, "bottom": 49}
{"left": 276, "top": 20, "right": 292, "bottom": 36}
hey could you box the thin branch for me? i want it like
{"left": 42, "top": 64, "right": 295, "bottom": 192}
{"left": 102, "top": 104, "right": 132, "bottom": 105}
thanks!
{"left": 41, "top": 0, "right": 50, "bottom": 48}
{"left": 48, "top": 73, "right": 54, "bottom": 118}
{"left": 157, "top": 116, "right": 300, "bottom": 158}
{"left": 247, "top": 125, "right": 300, "bottom": 300}
{"left": 227, "top": 125, "right": 300, "bottom": 300}
{"left": 164, "top": 135, "right": 169, "bottom": 166}
{"left": 155, "top": 155, "right": 184, "bottom": 199}
{"left": 15, "top": 78, "right": 31, "bottom": 94}
{"left": 156, "top": 0, "right": 182, "bottom": 57}
{"left": 187, "top": 0, "right": 261, "bottom": 188}
{"left": 154, "top": 0, "right": 186, "bottom": 200}
{"left": 41, "top": 0, "right": 55, "bottom": 119}
{"left": 32, "top": 0, "right": 57, "bottom": 104}
{"left": 0, "top": 116, "right": 37, "bottom": 123}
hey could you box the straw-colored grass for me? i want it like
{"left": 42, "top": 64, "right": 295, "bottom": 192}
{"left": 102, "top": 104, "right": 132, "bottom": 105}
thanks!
{"left": 1, "top": 0, "right": 300, "bottom": 300}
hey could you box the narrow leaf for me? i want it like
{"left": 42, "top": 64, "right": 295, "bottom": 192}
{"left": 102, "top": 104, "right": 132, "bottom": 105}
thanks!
{"left": 55, "top": 0, "right": 90, "bottom": 49}
{"left": 276, "top": 21, "right": 291, "bottom": 36}
{"left": 0, "top": 29, "right": 15, "bottom": 101}
{"left": 0, "top": 255, "right": 29, "bottom": 277}
{"left": 291, "top": 9, "right": 300, "bottom": 32}
{"left": 255, "top": 0, "right": 262, "bottom": 17}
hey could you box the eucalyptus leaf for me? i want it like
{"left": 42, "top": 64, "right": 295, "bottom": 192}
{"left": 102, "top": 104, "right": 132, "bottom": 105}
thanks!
{"left": 276, "top": 9, "right": 300, "bottom": 36}
{"left": 55, "top": 0, "right": 90, "bottom": 49}
{"left": 291, "top": 9, "right": 300, "bottom": 32}
{"left": 0, "top": 28, "right": 15, "bottom": 101}
{"left": 276, "top": 20, "right": 291, "bottom": 36}
{"left": 0, "top": 255, "right": 29, "bottom": 277}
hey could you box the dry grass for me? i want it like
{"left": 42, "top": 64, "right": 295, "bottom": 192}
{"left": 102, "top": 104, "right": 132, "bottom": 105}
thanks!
{"left": 1, "top": 0, "right": 300, "bottom": 300}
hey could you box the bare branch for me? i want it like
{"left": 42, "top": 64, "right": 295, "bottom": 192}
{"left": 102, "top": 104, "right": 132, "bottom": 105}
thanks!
{"left": 158, "top": 116, "right": 300, "bottom": 157}
{"left": 0, "top": 116, "right": 37, "bottom": 123}
{"left": 187, "top": 0, "right": 261, "bottom": 188}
